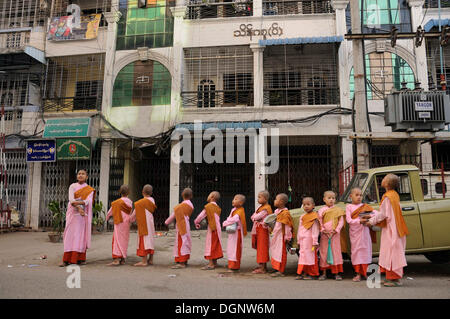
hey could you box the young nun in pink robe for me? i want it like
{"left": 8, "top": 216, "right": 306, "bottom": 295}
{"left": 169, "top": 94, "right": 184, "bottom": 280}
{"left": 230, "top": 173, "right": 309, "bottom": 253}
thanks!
{"left": 296, "top": 197, "right": 320, "bottom": 280}
{"left": 222, "top": 194, "right": 247, "bottom": 272}
{"left": 131, "top": 184, "right": 157, "bottom": 267}
{"left": 361, "top": 174, "right": 409, "bottom": 287}
{"left": 194, "top": 191, "right": 223, "bottom": 270}
{"left": 106, "top": 185, "right": 133, "bottom": 266}
{"left": 165, "top": 188, "right": 194, "bottom": 269}
{"left": 269, "top": 193, "right": 293, "bottom": 277}
{"left": 60, "top": 169, "right": 95, "bottom": 266}
{"left": 345, "top": 187, "right": 377, "bottom": 281}
{"left": 318, "top": 190, "right": 346, "bottom": 281}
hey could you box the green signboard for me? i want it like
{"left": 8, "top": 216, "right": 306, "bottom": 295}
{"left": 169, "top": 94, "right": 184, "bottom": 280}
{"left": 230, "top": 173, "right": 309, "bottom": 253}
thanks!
{"left": 56, "top": 137, "right": 91, "bottom": 160}
{"left": 43, "top": 118, "right": 91, "bottom": 137}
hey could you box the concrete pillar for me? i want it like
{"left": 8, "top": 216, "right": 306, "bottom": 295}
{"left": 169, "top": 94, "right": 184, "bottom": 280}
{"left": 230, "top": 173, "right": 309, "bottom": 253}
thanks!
{"left": 169, "top": 140, "right": 180, "bottom": 215}
{"left": 98, "top": 141, "right": 110, "bottom": 222}
{"left": 421, "top": 142, "right": 433, "bottom": 172}
{"left": 28, "top": 162, "right": 42, "bottom": 230}
{"left": 254, "top": 131, "right": 266, "bottom": 208}
{"left": 408, "top": 0, "right": 429, "bottom": 90}
{"left": 102, "top": 8, "right": 122, "bottom": 118}
{"left": 253, "top": 0, "right": 263, "bottom": 17}
{"left": 250, "top": 43, "right": 265, "bottom": 108}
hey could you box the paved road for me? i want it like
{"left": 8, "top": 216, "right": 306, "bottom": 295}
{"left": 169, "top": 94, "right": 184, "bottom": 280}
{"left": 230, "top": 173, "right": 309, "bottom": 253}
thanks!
{"left": 0, "top": 231, "right": 449, "bottom": 299}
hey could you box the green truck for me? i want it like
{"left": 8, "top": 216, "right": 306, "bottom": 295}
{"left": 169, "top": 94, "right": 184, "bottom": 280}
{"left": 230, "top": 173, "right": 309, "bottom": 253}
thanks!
{"left": 290, "top": 165, "right": 450, "bottom": 263}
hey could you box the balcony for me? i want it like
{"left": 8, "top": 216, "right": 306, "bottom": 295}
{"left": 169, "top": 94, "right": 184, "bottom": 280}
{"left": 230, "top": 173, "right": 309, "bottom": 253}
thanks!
{"left": 262, "top": 0, "right": 334, "bottom": 15}
{"left": 186, "top": 0, "right": 253, "bottom": 19}
{"left": 43, "top": 96, "right": 102, "bottom": 112}
{"left": 0, "top": 31, "right": 30, "bottom": 53}
{"left": 424, "top": 0, "right": 450, "bottom": 8}
{"left": 181, "top": 89, "right": 254, "bottom": 108}
{"left": 0, "top": 110, "right": 22, "bottom": 136}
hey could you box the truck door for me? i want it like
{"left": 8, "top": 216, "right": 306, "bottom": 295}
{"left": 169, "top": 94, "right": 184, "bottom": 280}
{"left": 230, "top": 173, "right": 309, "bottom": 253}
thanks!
{"left": 374, "top": 172, "right": 423, "bottom": 250}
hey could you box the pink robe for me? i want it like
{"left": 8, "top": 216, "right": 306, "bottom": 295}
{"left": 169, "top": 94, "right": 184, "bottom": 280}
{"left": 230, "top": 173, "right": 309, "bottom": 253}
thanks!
{"left": 250, "top": 205, "right": 270, "bottom": 235}
{"left": 194, "top": 201, "right": 222, "bottom": 257}
{"left": 318, "top": 205, "right": 344, "bottom": 268}
{"left": 63, "top": 182, "right": 94, "bottom": 253}
{"left": 165, "top": 200, "right": 194, "bottom": 258}
{"left": 346, "top": 203, "right": 375, "bottom": 265}
{"left": 222, "top": 207, "right": 245, "bottom": 262}
{"left": 297, "top": 214, "right": 320, "bottom": 266}
{"left": 368, "top": 197, "right": 407, "bottom": 277}
{"left": 269, "top": 208, "right": 293, "bottom": 264}
{"left": 106, "top": 197, "right": 133, "bottom": 258}
{"left": 130, "top": 197, "right": 156, "bottom": 251}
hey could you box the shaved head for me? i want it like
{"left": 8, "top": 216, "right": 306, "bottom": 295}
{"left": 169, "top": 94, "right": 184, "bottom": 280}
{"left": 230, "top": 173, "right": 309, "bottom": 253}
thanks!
{"left": 235, "top": 194, "right": 246, "bottom": 204}
{"left": 119, "top": 185, "right": 130, "bottom": 197}
{"left": 182, "top": 187, "right": 193, "bottom": 200}
{"left": 258, "top": 190, "right": 270, "bottom": 201}
{"left": 277, "top": 193, "right": 289, "bottom": 205}
{"left": 385, "top": 174, "right": 400, "bottom": 189}
{"left": 324, "top": 190, "right": 336, "bottom": 198}
{"left": 350, "top": 187, "right": 362, "bottom": 195}
{"left": 302, "top": 196, "right": 315, "bottom": 205}
{"left": 142, "top": 184, "right": 153, "bottom": 196}
{"left": 209, "top": 191, "right": 220, "bottom": 201}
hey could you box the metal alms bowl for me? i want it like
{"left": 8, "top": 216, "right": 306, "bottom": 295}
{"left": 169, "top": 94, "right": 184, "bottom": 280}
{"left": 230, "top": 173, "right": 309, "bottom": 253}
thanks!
{"left": 263, "top": 214, "right": 277, "bottom": 229}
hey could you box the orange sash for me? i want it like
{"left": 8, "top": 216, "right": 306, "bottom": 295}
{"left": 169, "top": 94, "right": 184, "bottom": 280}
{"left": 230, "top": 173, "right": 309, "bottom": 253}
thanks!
{"left": 174, "top": 202, "right": 193, "bottom": 236}
{"left": 377, "top": 190, "right": 409, "bottom": 238}
{"left": 134, "top": 197, "right": 157, "bottom": 236}
{"left": 256, "top": 204, "right": 273, "bottom": 216}
{"left": 322, "top": 206, "right": 346, "bottom": 230}
{"left": 301, "top": 211, "right": 319, "bottom": 230}
{"left": 74, "top": 185, "right": 95, "bottom": 202}
{"left": 351, "top": 203, "right": 377, "bottom": 243}
{"left": 204, "top": 203, "right": 221, "bottom": 231}
{"left": 232, "top": 207, "right": 247, "bottom": 236}
{"left": 111, "top": 198, "right": 132, "bottom": 225}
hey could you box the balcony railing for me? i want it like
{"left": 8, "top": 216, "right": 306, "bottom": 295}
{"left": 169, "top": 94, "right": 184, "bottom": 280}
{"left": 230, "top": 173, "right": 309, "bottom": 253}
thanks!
{"left": 43, "top": 96, "right": 102, "bottom": 112}
{"left": 263, "top": 0, "right": 333, "bottom": 15}
{"left": 0, "top": 31, "right": 30, "bottom": 52}
{"left": 263, "top": 87, "right": 339, "bottom": 105}
{"left": 182, "top": 90, "right": 254, "bottom": 107}
{"left": 186, "top": 1, "right": 253, "bottom": 19}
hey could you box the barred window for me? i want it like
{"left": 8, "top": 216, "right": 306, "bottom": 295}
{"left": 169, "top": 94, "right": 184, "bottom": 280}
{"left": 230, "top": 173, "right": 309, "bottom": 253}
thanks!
{"left": 44, "top": 54, "right": 105, "bottom": 112}
{"left": 263, "top": 44, "right": 339, "bottom": 106}
{"left": 0, "top": 0, "right": 49, "bottom": 29}
{"left": 112, "top": 60, "right": 172, "bottom": 107}
{"left": 349, "top": 52, "right": 415, "bottom": 100}
{"left": 182, "top": 46, "right": 254, "bottom": 108}
{"left": 116, "top": 0, "right": 175, "bottom": 50}
{"left": 262, "top": 0, "right": 333, "bottom": 16}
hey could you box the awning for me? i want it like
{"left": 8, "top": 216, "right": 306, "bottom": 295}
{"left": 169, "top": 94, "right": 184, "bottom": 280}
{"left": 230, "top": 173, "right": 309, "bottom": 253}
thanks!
{"left": 43, "top": 117, "right": 92, "bottom": 138}
{"left": 259, "top": 35, "right": 344, "bottom": 46}
{"left": 175, "top": 121, "right": 262, "bottom": 131}
{"left": 424, "top": 18, "right": 450, "bottom": 32}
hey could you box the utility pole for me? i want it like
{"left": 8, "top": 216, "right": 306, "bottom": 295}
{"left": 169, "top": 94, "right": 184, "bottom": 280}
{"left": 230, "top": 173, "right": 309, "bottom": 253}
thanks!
{"left": 350, "top": 0, "right": 370, "bottom": 170}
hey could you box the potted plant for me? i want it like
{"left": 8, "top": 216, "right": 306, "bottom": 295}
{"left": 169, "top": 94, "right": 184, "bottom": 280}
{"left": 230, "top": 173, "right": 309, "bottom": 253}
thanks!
{"left": 48, "top": 201, "right": 65, "bottom": 243}
{"left": 92, "top": 201, "right": 106, "bottom": 233}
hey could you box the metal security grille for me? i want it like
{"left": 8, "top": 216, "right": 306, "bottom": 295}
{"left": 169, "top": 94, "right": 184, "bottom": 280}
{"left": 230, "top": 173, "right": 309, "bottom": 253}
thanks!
{"left": 5, "top": 150, "right": 28, "bottom": 223}
{"left": 0, "top": 110, "right": 22, "bottom": 136}
{"left": 267, "top": 136, "right": 340, "bottom": 208}
{"left": 108, "top": 157, "right": 125, "bottom": 208}
{"left": 423, "top": 0, "right": 450, "bottom": 8}
{"left": 426, "top": 38, "right": 450, "bottom": 93}
{"left": 0, "top": 73, "right": 40, "bottom": 108}
{"left": 263, "top": 44, "right": 339, "bottom": 106}
{"left": 186, "top": 0, "right": 253, "bottom": 19}
{"left": 179, "top": 137, "right": 255, "bottom": 230}
{"left": 370, "top": 144, "right": 421, "bottom": 168}
{"left": 44, "top": 54, "right": 105, "bottom": 112}
{"left": 262, "top": 0, "right": 333, "bottom": 15}
{"left": 135, "top": 146, "right": 170, "bottom": 230}
{"left": 0, "top": 0, "right": 49, "bottom": 29}
{"left": 40, "top": 145, "right": 101, "bottom": 228}
{"left": 182, "top": 46, "right": 254, "bottom": 108}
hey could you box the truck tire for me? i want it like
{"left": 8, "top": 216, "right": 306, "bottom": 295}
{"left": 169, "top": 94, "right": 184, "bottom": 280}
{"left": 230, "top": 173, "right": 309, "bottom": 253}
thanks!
{"left": 424, "top": 251, "right": 450, "bottom": 264}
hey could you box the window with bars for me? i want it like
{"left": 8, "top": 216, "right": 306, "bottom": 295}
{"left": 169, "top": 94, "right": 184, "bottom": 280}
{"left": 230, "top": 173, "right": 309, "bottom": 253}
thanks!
{"left": 44, "top": 54, "right": 105, "bottom": 112}
{"left": 349, "top": 51, "right": 415, "bottom": 100}
{"left": 345, "top": 0, "right": 412, "bottom": 33}
{"left": 116, "top": 0, "right": 175, "bottom": 50}
{"left": 426, "top": 38, "right": 450, "bottom": 93}
{"left": 182, "top": 46, "right": 254, "bottom": 108}
{"left": 0, "top": 73, "right": 39, "bottom": 107}
{"left": 186, "top": 0, "right": 253, "bottom": 19}
{"left": 112, "top": 60, "right": 171, "bottom": 107}
{"left": 262, "top": 0, "right": 333, "bottom": 16}
{"left": 263, "top": 44, "right": 339, "bottom": 106}
{"left": 423, "top": 0, "right": 450, "bottom": 8}
{"left": 0, "top": 0, "right": 49, "bottom": 29}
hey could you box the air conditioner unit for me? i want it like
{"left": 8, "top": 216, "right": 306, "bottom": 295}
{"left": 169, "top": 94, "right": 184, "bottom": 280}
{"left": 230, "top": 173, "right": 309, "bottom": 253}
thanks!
{"left": 385, "top": 90, "right": 450, "bottom": 132}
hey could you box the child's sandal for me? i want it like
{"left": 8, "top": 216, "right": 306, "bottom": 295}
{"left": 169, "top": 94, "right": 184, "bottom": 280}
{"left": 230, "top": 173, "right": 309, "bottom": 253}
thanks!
{"left": 295, "top": 275, "right": 304, "bottom": 280}
{"left": 383, "top": 280, "right": 402, "bottom": 287}
{"left": 318, "top": 274, "right": 327, "bottom": 281}
{"left": 303, "top": 275, "right": 313, "bottom": 280}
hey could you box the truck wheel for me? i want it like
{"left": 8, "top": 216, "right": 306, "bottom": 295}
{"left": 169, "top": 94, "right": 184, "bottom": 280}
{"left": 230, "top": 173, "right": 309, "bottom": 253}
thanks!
{"left": 424, "top": 251, "right": 450, "bottom": 264}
